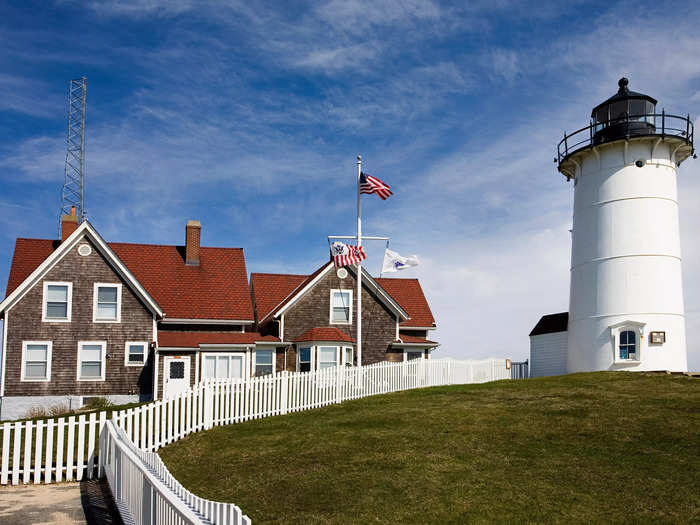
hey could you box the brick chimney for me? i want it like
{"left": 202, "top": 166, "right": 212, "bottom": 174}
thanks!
{"left": 61, "top": 206, "right": 79, "bottom": 242}
{"left": 185, "top": 220, "right": 201, "bottom": 266}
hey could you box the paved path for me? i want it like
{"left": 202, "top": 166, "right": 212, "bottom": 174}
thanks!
{"left": 0, "top": 480, "right": 122, "bottom": 525}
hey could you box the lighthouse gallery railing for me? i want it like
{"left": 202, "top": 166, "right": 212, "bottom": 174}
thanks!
{"left": 557, "top": 112, "right": 694, "bottom": 165}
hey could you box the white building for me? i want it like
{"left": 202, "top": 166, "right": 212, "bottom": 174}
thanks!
{"left": 530, "top": 78, "right": 693, "bottom": 376}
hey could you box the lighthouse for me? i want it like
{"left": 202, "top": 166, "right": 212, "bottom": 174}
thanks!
{"left": 529, "top": 78, "right": 694, "bottom": 376}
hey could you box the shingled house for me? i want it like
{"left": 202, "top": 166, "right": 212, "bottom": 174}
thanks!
{"left": 0, "top": 213, "right": 437, "bottom": 420}
{"left": 250, "top": 262, "right": 438, "bottom": 374}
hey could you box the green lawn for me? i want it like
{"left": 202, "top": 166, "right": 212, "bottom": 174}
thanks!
{"left": 159, "top": 373, "right": 700, "bottom": 524}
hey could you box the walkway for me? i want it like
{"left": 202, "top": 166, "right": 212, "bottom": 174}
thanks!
{"left": 0, "top": 480, "right": 122, "bottom": 525}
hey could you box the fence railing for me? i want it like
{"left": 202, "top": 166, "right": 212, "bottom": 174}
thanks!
{"left": 0, "top": 358, "right": 514, "bottom": 524}
{"left": 510, "top": 359, "right": 529, "bottom": 379}
{"left": 100, "top": 419, "right": 251, "bottom": 525}
{"left": 556, "top": 112, "right": 694, "bottom": 165}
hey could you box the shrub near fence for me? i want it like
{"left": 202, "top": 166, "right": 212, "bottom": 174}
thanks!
{"left": 0, "top": 358, "right": 513, "bottom": 524}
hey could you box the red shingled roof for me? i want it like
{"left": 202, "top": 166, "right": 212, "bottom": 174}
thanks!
{"left": 395, "top": 334, "right": 438, "bottom": 346}
{"left": 5, "top": 238, "right": 254, "bottom": 321}
{"left": 158, "top": 331, "right": 279, "bottom": 348}
{"left": 5, "top": 238, "right": 59, "bottom": 296}
{"left": 250, "top": 273, "right": 306, "bottom": 323}
{"left": 376, "top": 278, "right": 435, "bottom": 328}
{"left": 294, "top": 327, "right": 354, "bottom": 343}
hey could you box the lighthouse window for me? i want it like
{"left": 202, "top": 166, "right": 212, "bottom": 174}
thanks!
{"left": 619, "top": 330, "right": 637, "bottom": 360}
{"left": 630, "top": 100, "right": 645, "bottom": 120}
{"left": 611, "top": 101, "right": 627, "bottom": 121}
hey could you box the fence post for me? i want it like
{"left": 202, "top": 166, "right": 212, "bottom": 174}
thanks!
{"left": 447, "top": 360, "right": 452, "bottom": 385}
{"left": 336, "top": 366, "right": 343, "bottom": 405}
{"left": 281, "top": 371, "right": 289, "bottom": 415}
{"left": 204, "top": 382, "right": 214, "bottom": 430}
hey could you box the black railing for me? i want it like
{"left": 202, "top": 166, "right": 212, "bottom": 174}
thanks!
{"left": 557, "top": 112, "right": 694, "bottom": 165}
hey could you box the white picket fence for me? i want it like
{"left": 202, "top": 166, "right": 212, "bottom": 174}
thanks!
{"left": 0, "top": 358, "right": 511, "bottom": 524}
{"left": 100, "top": 419, "right": 250, "bottom": 524}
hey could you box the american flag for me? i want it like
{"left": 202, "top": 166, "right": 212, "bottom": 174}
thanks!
{"left": 360, "top": 172, "right": 393, "bottom": 200}
{"left": 331, "top": 242, "right": 367, "bottom": 268}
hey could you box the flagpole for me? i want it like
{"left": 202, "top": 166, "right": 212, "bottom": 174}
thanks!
{"left": 356, "top": 155, "right": 362, "bottom": 367}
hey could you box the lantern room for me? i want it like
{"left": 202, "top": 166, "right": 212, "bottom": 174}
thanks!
{"left": 591, "top": 77, "right": 657, "bottom": 144}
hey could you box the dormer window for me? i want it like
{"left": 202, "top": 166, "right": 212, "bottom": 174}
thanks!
{"left": 330, "top": 289, "right": 352, "bottom": 324}
{"left": 93, "top": 283, "right": 122, "bottom": 322}
{"left": 42, "top": 282, "right": 72, "bottom": 322}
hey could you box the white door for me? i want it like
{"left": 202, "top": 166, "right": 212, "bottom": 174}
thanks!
{"left": 163, "top": 355, "right": 190, "bottom": 399}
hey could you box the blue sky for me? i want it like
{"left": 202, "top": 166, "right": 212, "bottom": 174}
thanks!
{"left": 1, "top": 0, "right": 700, "bottom": 368}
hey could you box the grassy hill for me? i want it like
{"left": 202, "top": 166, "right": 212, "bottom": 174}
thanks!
{"left": 159, "top": 372, "right": 700, "bottom": 524}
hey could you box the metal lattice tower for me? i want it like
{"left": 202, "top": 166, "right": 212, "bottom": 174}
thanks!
{"left": 59, "top": 77, "right": 87, "bottom": 227}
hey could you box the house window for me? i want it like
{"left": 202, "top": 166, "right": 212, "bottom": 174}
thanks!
{"left": 93, "top": 283, "right": 122, "bottom": 322}
{"left": 255, "top": 350, "right": 274, "bottom": 376}
{"left": 344, "top": 347, "right": 354, "bottom": 367}
{"left": 125, "top": 342, "right": 147, "bottom": 366}
{"left": 42, "top": 282, "right": 72, "bottom": 322}
{"left": 619, "top": 330, "right": 637, "bottom": 360}
{"left": 77, "top": 341, "right": 106, "bottom": 381}
{"left": 299, "top": 347, "right": 311, "bottom": 372}
{"left": 21, "top": 341, "right": 52, "bottom": 381}
{"left": 318, "top": 346, "right": 338, "bottom": 369}
{"left": 202, "top": 353, "right": 245, "bottom": 379}
{"left": 330, "top": 289, "right": 352, "bottom": 324}
{"left": 406, "top": 350, "right": 423, "bottom": 361}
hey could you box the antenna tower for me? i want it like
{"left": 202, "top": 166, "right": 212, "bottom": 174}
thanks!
{"left": 59, "top": 77, "right": 87, "bottom": 228}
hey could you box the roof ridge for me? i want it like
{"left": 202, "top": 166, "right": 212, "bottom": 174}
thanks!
{"left": 251, "top": 272, "right": 308, "bottom": 277}
{"left": 14, "top": 237, "right": 55, "bottom": 242}
{"left": 108, "top": 241, "right": 244, "bottom": 250}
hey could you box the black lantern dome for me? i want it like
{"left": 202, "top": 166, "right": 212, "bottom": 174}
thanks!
{"left": 557, "top": 77, "right": 694, "bottom": 177}
{"left": 591, "top": 78, "right": 657, "bottom": 144}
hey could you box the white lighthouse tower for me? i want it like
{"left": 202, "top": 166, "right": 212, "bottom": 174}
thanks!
{"left": 558, "top": 78, "right": 694, "bottom": 373}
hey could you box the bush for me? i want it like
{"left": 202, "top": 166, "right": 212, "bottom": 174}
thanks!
{"left": 23, "top": 406, "right": 48, "bottom": 419}
{"left": 48, "top": 403, "right": 72, "bottom": 417}
{"left": 82, "top": 397, "right": 113, "bottom": 411}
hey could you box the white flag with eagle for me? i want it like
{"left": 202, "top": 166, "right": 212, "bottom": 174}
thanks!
{"left": 382, "top": 248, "right": 419, "bottom": 273}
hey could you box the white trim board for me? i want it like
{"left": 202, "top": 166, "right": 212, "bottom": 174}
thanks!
{"left": 0, "top": 221, "right": 163, "bottom": 318}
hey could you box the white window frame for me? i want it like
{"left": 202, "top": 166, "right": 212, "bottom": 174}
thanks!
{"left": 297, "top": 346, "right": 313, "bottom": 372}
{"left": 403, "top": 349, "right": 425, "bottom": 362}
{"left": 329, "top": 289, "right": 353, "bottom": 325}
{"left": 93, "top": 283, "right": 122, "bottom": 323}
{"left": 610, "top": 321, "right": 645, "bottom": 364}
{"left": 42, "top": 281, "right": 72, "bottom": 322}
{"left": 342, "top": 346, "right": 355, "bottom": 367}
{"left": 21, "top": 341, "right": 52, "bottom": 382}
{"left": 201, "top": 351, "right": 249, "bottom": 380}
{"left": 77, "top": 341, "right": 107, "bottom": 381}
{"left": 124, "top": 341, "right": 148, "bottom": 367}
{"left": 253, "top": 348, "right": 276, "bottom": 376}
{"left": 317, "top": 345, "right": 340, "bottom": 370}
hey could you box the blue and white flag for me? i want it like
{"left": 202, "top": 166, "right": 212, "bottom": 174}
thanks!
{"left": 382, "top": 249, "right": 419, "bottom": 273}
